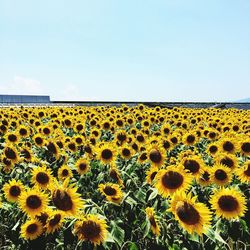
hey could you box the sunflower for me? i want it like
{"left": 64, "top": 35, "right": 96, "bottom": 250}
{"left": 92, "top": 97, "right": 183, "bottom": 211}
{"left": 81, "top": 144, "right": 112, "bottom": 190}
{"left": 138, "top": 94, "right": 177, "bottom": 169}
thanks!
{"left": 2, "top": 179, "right": 25, "bottom": 203}
{"left": 18, "top": 125, "right": 29, "bottom": 137}
{"left": 99, "top": 183, "right": 123, "bottom": 204}
{"left": 46, "top": 141, "right": 60, "bottom": 159}
{"left": 46, "top": 210, "right": 65, "bottom": 234}
{"left": 4, "top": 145, "right": 19, "bottom": 163}
{"left": 31, "top": 166, "right": 53, "bottom": 189}
{"left": 75, "top": 158, "right": 90, "bottom": 175}
{"left": 154, "top": 165, "right": 193, "bottom": 197}
{"left": 206, "top": 143, "right": 219, "bottom": 156}
{"left": 181, "top": 155, "right": 205, "bottom": 178}
{"left": 97, "top": 143, "right": 117, "bottom": 164}
{"left": 210, "top": 187, "right": 247, "bottom": 220}
{"left": 20, "top": 219, "right": 43, "bottom": 240}
{"left": 238, "top": 139, "right": 250, "bottom": 156}
{"left": 18, "top": 188, "right": 49, "bottom": 217}
{"left": 115, "top": 130, "right": 128, "bottom": 145}
{"left": 215, "top": 153, "right": 238, "bottom": 170}
{"left": 52, "top": 181, "right": 84, "bottom": 216}
{"left": 197, "top": 167, "right": 212, "bottom": 186}
{"left": 20, "top": 147, "right": 33, "bottom": 162}
{"left": 73, "top": 214, "right": 108, "bottom": 246}
{"left": 146, "top": 144, "right": 165, "bottom": 167}
{"left": 146, "top": 166, "right": 158, "bottom": 185}
{"left": 168, "top": 191, "right": 212, "bottom": 235}
{"left": 109, "top": 166, "right": 124, "bottom": 187}
{"left": 161, "top": 124, "right": 172, "bottom": 137}
{"left": 182, "top": 131, "right": 197, "bottom": 146}
{"left": 120, "top": 144, "right": 134, "bottom": 160}
{"left": 235, "top": 161, "right": 250, "bottom": 183}
{"left": 210, "top": 164, "right": 232, "bottom": 186}
{"left": 33, "top": 133, "right": 45, "bottom": 147}
{"left": 5, "top": 132, "right": 19, "bottom": 144}
{"left": 58, "top": 165, "right": 73, "bottom": 181}
{"left": 145, "top": 207, "right": 161, "bottom": 236}
{"left": 218, "top": 137, "right": 237, "bottom": 154}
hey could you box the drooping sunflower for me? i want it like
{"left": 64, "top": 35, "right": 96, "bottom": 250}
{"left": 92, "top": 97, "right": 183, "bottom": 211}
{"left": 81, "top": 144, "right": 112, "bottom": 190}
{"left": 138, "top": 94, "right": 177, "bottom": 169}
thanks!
{"left": 75, "top": 158, "right": 90, "bottom": 175}
{"left": 2, "top": 179, "right": 25, "bottom": 203}
{"left": 210, "top": 187, "right": 247, "bottom": 220}
{"left": 98, "top": 183, "right": 123, "bottom": 204}
{"left": 146, "top": 166, "right": 159, "bottom": 185}
{"left": 51, "top": 180, "right": 84, "bottom": 216}
{"left": 145, "top": 207, "right": 161, "bottom": 236}
{"left": 97, "top": 143, "right": 117, "bottom": 164}
{"left": 235, "top": 161, "right": 250, "bottom": 183}
{"left": 31, "top": 166, "right": 53, "bottom": 189}
{"left": 210, "top": 164, "right": 232, "bottom": 186}
{"left": 46, "top": 210, "right": 65, "bottom": 234}
{"left": 154, "top": 165, "right": 193, "bottom": 197}
{"left": 168, "top": 191, "right": 212, "bottom": 235}
{"left": 20, "top": 219, "right": 43, "bottom": 240}
{"left": 146, "top": 144, "right": 165, "bottom": 167}
{"left": 18, "top": 188, "right": 49, "bottom": 217}
{"left": 58, "top": 165, "right": 73, "bottom": 181}
{"left": 109, "top": 165, "right": 124, "bottom": 187}
{"left": 73, "top": 214, "right": 108, "bottom": 246}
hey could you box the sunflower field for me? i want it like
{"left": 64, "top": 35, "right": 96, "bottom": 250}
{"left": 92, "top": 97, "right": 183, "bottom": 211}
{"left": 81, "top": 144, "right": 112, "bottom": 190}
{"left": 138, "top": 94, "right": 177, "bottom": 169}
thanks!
{"left": 0, "top": 104, "right": 249, "bottom": 250}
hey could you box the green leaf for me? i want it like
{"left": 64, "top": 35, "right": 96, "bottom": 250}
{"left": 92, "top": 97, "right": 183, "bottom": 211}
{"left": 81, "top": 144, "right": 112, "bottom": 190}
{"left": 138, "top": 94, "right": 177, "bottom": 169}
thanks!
{"left": 129, "top": 242, "right": 139, "bottom": 250}
{"left": 110, "top": 220, "right": 125, "bottom": 247}
{"left": 148, "top": 188, "right": 158, "bottom": 201}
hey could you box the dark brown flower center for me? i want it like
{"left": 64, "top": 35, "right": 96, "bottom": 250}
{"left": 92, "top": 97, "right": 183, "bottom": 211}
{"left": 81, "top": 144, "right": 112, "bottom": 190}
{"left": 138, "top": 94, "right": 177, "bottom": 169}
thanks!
{"left": 26, "top": 223, "right": 38, "bottom": 234}
{"left": 79, "top": 221, "right": 101, "bottom": 240}
{"left": 150, "top": 171, "right": 157, "bottom": 181}
{"left": 47, "top": 142, "right": 58, "bottom": 154}
{"left": 162, "top": 171, "right": 183, "bottom": 189}
{"left": 49, "top": 214, "right": 61, "bottom": 227}
{"left": 137, "top": 135, "right": 144, "bottom": 143}
{"left": 223, "top": 141, "right": 234, "bottom": 152}
{"left": 201, "top": 171, "right": 210, "bottom": 181}
{"left": 52, "top": 190, "right": 73, "bottom": 211}
{"left": 26, "top": 195, "right": 42, "bottom": 209}
{"left": 9, "top": 185, "right": 21, "bottom": 197}
{"left": 103, "top": 186, "right": 117, "bottom": 196}
{"left": 79, "top": 163, "right": 87, "bottom": 171}
{"left": 35, "top": 137, "right": 43, "bottom": 145}
{"left": 242, "top": 143, "right": 250, "bottom": 153}
{"left": 149, "top": 216, "right": 157, "bottom": 227}
{"left": 218, "top": 195, "right": 239, "bottom": 211}
{"left": 8, "top": 134, "right": 17, "bottom": 142}
{"left": 171, "top": 137, "right": 178, "bottom": 144}
{"left": 244, "top": 164, "right": 250, "bottom": 177}
{"left": 149, "top": 149, "right": 162, "bottom": 164}
{"left": 122, "top": 148, "right": 130, "bottom": 157}
{"left": 117, "top": 134, "right": 126, "bottom": 142}
{"left": 36, "top": 172, "right": 49, "bottom": 184}
{"left": 209, "top": 145, "right": 218, "bottom": 153}
{"left": 43, "top": 128, "right": 50, "bottom": 135}
{"left": 163, "top": 141, "right": 170, "bottom": 150}
{"left": 187, "top": 135, "right": 195, "bottom": 144}
{"left": 176, "top": 202, "right": 200, "bottom": 225}
{"left": 5, "top": 147, "right": 17, "bottom": 160}
{"left": 101, "top": 149, "right": 112, "bottom": 160}
{"left": 62, "top": 169, "right": 69, "bottom": 176}
{"left": 215, "top": 169, "right": 227, "bottom": 181}
{"left": 20, "top": 128, "right": 27, "bottom": 136}
{"left": 37, "top": 212, "right": 49, "bottom": 226}
{"left": 220, "top": 157, "right": 234, "bottom": 168}
{"left": 184, "top": 159, "right": 200, "bottom": 174}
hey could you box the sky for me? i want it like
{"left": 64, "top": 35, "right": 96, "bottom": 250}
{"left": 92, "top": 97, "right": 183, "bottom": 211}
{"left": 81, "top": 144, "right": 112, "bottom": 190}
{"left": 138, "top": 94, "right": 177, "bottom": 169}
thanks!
{"left": 0, "top": 0, "right": 250, "bottom": 102}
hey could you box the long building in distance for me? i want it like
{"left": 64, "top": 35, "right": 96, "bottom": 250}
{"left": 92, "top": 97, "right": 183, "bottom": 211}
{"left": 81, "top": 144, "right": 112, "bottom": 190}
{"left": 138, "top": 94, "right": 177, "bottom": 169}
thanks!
{"left": 0, "top": 94, "right": 250, "bottom": 109}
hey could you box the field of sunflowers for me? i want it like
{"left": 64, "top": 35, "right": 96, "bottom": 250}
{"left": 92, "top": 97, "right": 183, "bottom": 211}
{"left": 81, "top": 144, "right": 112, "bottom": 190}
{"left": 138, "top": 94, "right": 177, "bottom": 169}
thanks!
{"left": 0, "top": 104, "right": 249, "bottom": 250}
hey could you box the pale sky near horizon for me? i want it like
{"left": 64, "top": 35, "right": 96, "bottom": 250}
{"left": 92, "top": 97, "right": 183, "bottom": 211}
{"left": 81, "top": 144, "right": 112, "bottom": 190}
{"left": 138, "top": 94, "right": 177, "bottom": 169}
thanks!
{"left": 0, "top": 0, "right": 249, "bottom": 102}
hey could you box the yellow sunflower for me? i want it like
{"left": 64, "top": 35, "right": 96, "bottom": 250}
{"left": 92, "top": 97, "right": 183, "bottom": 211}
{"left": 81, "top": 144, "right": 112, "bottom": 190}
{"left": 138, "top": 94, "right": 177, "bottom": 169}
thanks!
{"left": 146, "top": 166, "right": 159, "bottom": 185}
{"left": 235, "top": 161, "right": 250, "bottom": 183}
{"left": 97, "top": 143, "right": 117, "bottom": 164}
{"left": 31, "top": 166, "right": 53, "bottom": 189}
{"left": 197, "top": 167, "right": 212, "bottom": 186}
{"left": 73, "top": 214, "right": 108, "bottom": 246}
{"left": 210, "top": 164, "right": 232, "bottom": 186}
{"left": 180, "top": 155, "right": 205, "bottom": 178}
{"left": 238, "top": 140, "right": 250, "bottom": 156}
{"left": 2, "top": 179, "right": 25, "bottom": 203}
{"left": 168, "top": 191, "right": 212, "bottom": 235}
{"left": 98, "top": 183, "right": 123, "bottom": 204}
{"left": 145, "top": 207, "right": 161, "bottom": 236}
{"left": 154, "top": 165, "right": 193, "bottom": 197}
{"left": 210, "top": 187, "right": 247, "bottom": 220}
{"left": 18, "top": 188, "right": 49, "bottom": 217}
{"left": 58, "top": 165, "right": 73, "bottom": 181}
{"left": 215, "top": 153, "right": 238, "bottom": 170}
{"left": 21, "top": 219, "right": 43, "bottom": 240}
{"left": 146, "top": 143, "right": 165, "bottom": 167}
{"left": 46, "top": 210, "right": 65, "bottom": 234}
{"left": 75, "top": 158, "right": 90, "bottom": 175}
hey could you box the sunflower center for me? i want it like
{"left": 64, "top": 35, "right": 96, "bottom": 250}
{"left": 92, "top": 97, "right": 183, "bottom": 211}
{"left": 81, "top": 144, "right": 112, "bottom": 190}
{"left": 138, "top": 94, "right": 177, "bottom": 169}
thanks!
{"left": 20, "top": 128, "right": 27, "bottom": 136}
{"left": 36, "top": 172, "right": 49, "bottom": 184}
{"left": 9, "top": 185, "right": 21, "bottom": 197}
{"left": 26, "top": 224, "right": 38, "bottom": 234}
{"left": 149, "top": 149, "right": 162, "bottom": 163}
{"left": 242, "top": 142, "right": 250, "bottom": 153}
{"left": 215, "top": 169, "right": 227, "bottom": 181}
{"left": 163, "top": 141, "right": 170, "bottom": 149}
{"left": 117, "top": 134, "right": 126, "bottom": 142}
{"left": 103, "top": 186, "right": 117, "bottom": 196}
{"left": 184, "top": 159, "right": 200, "bottom": 174}
{"left": 218, "top": 195, "right": 239, "bottom": 211}
{"left": 37, "top": 212, "right": 49, "bottom": 226}
{"left": 47, "top": 142, "right": 57, "bottom": 154}
{"left": 149, "top": 216, "right": 157, "bottom": 227}
{"left": 52, "top": 190, "right": 73, "bottom": 211}
{"left": 110, "top": 170, "right": 119, "bottom": 181}
{"left": 209, "top": 145, "right": 218, "bottom": 153}
{"left": 62, "top": 169, "right": 69, "bottom": 176}
{"left": 150, "top": 171, "right": 157, "bottom": 181}
{"left": 79, "top": 163, "right": 87, "bottom": 171}
{"left": 8, "top": 134, "right": 17, "bottom": 142}
{"left": 220, "top": 157, "right": 234, "bottom": 168}
{"left": 171, "top": 137, "right": 178, "bottom": 144}
{"left": 101, "top": 149, "right": 113, "bottom": 160}
{"left": 223, "top": 141, "right": 234, "bottom": 152}
{"left": 176, "top": 201, "right": 200, "bottom": 225}
{"left": 35, "top": 137, "right": 43, "bottom": 145}
{"left": 49, "top": 214, "right": 61, "bottom": 227}
{"left": 201, "top": 171, "right": 210, "bottom": 181}
{"left": 162, "top": 171, "right": 183, "bottom": 189}
{"left": 122, "top": 148, "right": 130, "bottom": 157}
{"left": 140, "top": 153, "right": 147, "bottom": 161}
{"left": 244, "top": 164, "right": 250, "bottom": 176}
{"left": 43, "top": 128, "right": 50, "bottom": 135}
{"left": 26, "top": 195, "right": 42, "bottom": 209}
{"left": 137, "top": 135, "right": 144, "bottom": 142}
{"left": 5, "top": 147, "right": 17, "bottom": 160}
{"left": 187, "top": 135, "right": 195, "bottom": 144}
{"left": 80, "top": 221, "right": 101, "bottom": 240}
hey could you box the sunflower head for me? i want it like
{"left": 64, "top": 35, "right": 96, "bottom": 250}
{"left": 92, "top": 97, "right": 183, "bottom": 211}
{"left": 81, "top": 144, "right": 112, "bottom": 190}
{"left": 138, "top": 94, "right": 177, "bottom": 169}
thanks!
{"left": 99, "top": 183, "right": 123, "bottom": 204}
{"left": 2, "top": 179, "right": 25, "bottom": 203}
{"left": 21, "top": 219, "right": 43, "bottom": 240}
{"left": 145, "top": 207, "right": 161, "bottom": 236}
{"left": 31, "top": 166, "right": 53, "bottom": 189}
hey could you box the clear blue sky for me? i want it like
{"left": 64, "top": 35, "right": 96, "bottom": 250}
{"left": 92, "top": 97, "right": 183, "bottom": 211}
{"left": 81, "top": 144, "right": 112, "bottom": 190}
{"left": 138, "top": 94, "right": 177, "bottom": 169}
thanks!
{"left": 0, "top": 0, "right": 249, "bottom": 101}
